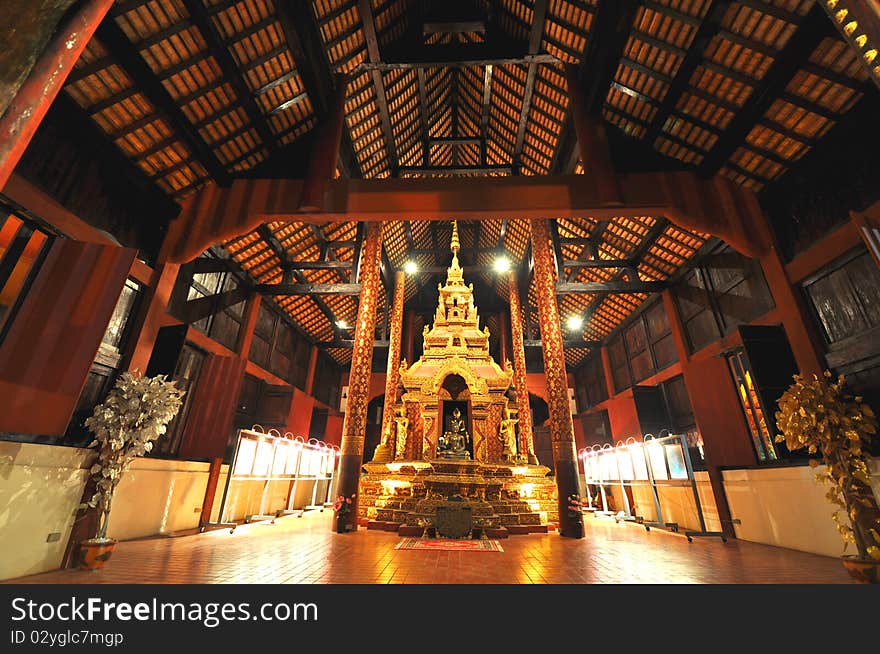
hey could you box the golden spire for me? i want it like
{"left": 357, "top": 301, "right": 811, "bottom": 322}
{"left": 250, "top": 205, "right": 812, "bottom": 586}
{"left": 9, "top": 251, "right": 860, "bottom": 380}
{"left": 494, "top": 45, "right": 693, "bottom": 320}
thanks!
{"left": 450, "top": 220, "right": 461, "bottom": 270}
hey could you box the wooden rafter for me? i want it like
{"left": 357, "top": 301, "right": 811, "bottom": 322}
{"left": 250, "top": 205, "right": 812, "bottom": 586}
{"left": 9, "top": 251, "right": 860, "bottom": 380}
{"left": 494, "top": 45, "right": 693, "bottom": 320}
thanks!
{"left": 359, "top": 0, "right": 399, "bottom": 175}
{"left": 276, "top": 1, "right": 362, "bottom": 178}
{"left": 94, "top": 19, "right": 231, "bottom": 186}
{"left": 181, "top": 0, "right": 277, "bottom": 154}
{"left": 643, "top": 0, "right": 734, "bottom": 148}
{"left": 698, "top": 4, "right": 835, "bottom": 177}
{"left": 513, "top": 0, "right": 549, "bottom": 174}
{"left": 552, "top": 0, "right": 639, "bottom": 174}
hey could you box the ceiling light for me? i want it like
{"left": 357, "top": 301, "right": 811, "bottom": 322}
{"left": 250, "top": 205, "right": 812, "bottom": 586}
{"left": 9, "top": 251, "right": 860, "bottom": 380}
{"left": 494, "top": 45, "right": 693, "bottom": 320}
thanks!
{"left": 566, "top": 315, "right": 584, "bottom": 331}
{"left": 404, "top": 260, "right": 418, "bottom": 274}
{"left": 336, "top": 319, "right": 348, "bottom": 329}
{"left": 493, "top": 256, "right": 511, "bottom": 273}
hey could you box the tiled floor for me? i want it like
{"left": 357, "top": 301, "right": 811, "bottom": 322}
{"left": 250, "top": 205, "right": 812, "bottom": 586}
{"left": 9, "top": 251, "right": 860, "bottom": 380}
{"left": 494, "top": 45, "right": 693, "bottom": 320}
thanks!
{"left": 11, "top": 510, "right": 853, "bottom": 584}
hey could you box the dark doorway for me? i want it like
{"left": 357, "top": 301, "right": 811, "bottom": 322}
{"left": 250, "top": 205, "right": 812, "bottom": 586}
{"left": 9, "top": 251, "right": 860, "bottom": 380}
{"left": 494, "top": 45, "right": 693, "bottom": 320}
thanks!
{"left": 363, "top": 394, "right": 385, "bottom": 462}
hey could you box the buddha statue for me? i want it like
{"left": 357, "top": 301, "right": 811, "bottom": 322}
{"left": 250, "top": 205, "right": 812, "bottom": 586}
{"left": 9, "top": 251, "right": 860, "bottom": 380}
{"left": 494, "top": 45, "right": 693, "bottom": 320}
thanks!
{"left": 439, "top": 408, "right": 470, "bottom": 458}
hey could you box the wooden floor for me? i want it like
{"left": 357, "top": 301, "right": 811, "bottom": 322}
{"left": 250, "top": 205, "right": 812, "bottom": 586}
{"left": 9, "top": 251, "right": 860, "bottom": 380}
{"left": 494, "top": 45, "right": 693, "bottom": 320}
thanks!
{"left": 12, "top": 510, "right": 853, "bottom": 584}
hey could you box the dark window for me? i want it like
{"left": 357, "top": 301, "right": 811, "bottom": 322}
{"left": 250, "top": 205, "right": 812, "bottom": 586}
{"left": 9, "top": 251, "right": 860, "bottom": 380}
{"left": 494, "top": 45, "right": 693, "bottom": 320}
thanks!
{"left": 802, "top": 248, "right": 880, "bottom": 441}
{"left": 673, "top": 245, "right": 774, "bottom": 354}
{"left": 186, "top": 263, "right": 244, "bottom": 350}
{"left": 605, "top": 298, "right": 678, "bottom": 393}
{"left": 574, "top": 353, "right": 607, "bottom": 412}
{"left": 64, "top": 279, "right": 144, "bottom": 446}
{"left": 312, "top": 351, "right": 341, "bottom": 408}
{"left": 248, "top": 303, "right": 309, "bottom": 383}
{"left": 727, "top": 349, "right": 779, "bottom": 463}
{"left": 659, "top": 375, "right": 704, "bottom": 469}
{"left": 154, "top": 343, "right": 206, "bottom": 457}
{"left": 0, "top": 213, "right": 53, "bottom": 340}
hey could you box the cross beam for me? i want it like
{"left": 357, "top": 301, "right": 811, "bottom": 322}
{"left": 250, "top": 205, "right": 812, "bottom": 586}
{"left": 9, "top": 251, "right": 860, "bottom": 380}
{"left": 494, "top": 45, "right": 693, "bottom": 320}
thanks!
{"left": 255, "top": 283, "right": 362, "bottom": 295}
{"left": 163, "top": 172, "right": 766, "bottom": 263}
{"left": 556, "top": 281, "right": 666, "bottom": 294}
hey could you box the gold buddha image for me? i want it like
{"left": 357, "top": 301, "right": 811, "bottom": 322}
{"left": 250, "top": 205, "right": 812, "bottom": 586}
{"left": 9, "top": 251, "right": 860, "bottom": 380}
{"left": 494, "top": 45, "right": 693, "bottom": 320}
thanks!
{"left": 439, "top": 407, "right": 470, "bottom": 458}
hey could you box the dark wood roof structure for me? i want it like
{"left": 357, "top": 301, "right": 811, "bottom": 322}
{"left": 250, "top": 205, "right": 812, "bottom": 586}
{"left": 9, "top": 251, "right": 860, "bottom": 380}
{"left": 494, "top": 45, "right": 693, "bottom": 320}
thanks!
{"left": 57, "top": 0, "right": 879, "bottom": 366}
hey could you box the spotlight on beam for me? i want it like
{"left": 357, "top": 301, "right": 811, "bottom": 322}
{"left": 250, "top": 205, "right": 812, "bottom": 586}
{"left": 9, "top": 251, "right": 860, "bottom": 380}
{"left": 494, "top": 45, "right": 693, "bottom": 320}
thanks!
{"left": 404, "top": 260, "right": 418, "bottom": 275}
{"left": 336, "top": 319, "right": 349, "bottom": 329}
{"left": 566, "top": 315, "right": 584, "bottom": 332}
{"left": 493, "top": 256, "right": 511, "bottom": 273}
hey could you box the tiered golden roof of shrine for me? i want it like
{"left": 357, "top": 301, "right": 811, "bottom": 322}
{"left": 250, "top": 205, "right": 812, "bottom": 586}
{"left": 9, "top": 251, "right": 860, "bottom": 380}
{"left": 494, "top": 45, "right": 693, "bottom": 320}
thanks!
{"left": 59, "top": 0, "right": 876, "bottom": 366}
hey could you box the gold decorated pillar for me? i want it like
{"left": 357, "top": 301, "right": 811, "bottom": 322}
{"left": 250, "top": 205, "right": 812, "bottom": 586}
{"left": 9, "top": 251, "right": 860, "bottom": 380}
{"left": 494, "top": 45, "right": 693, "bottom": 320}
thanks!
{"left": 373, "top": 270, "right": 406, "bottom": 462}
{"left": 335, "top": 221, "right": 383, "bottom": 532}
{"left": 507, "top": 270, "right": 536, "bottom": 463}
{"left": 529, "top": 218, "right": 583, "bottom": 538}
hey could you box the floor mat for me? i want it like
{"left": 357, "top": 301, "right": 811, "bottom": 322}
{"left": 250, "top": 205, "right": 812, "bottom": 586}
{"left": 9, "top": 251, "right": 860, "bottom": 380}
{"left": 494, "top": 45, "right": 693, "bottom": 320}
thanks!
{"left": 394, "top": 538, "right": 504, "bottom": 552}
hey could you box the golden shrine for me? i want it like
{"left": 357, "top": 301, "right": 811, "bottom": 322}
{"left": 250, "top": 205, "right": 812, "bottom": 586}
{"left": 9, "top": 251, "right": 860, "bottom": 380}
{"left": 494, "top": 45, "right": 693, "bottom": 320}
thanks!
{"left": 360, "top": 222, "right": 558, "bottom": 535}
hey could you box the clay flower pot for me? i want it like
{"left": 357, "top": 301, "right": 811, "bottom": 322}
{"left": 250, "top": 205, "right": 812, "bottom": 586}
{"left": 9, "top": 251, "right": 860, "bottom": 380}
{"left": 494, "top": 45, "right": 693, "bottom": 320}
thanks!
{"left": 79, "top": 539, "right": 117, "bottom": 570}
{"left": 842, "top": 556, "right": 880, "bottom": 584}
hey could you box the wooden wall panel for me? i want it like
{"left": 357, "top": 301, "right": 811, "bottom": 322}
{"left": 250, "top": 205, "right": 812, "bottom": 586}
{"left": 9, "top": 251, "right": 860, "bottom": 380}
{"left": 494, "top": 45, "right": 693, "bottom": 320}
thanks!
{"left": 0, "top": 240, "right": 135, "bottom": 434}
{"left": 176, "top": 354, "right": 246, "bottom": 460}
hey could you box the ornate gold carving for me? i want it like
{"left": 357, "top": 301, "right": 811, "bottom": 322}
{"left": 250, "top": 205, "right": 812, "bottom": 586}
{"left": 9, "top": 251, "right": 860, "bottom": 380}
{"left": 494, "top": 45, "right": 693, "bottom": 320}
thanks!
{"left": 376, "top": 270, "right": 406, "bottom": 460}
{"left": 507, "top": 269, "right": 535, "bottom": 458}
{"left": 338, "top": 222, "right": 383, "bottom": 463}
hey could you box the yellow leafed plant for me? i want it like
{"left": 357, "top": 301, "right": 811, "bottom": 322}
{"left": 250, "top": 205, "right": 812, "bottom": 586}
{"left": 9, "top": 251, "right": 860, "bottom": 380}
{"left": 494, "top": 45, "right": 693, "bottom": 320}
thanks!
{"left": 776, "top": 371, "right": 880, "bottom": 561}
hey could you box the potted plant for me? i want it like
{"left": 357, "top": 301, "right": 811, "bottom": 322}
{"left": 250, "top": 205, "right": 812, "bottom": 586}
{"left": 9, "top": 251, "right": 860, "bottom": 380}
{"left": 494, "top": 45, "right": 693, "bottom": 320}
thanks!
{"left": 333, "top": 493, "right": 356, "bottom": 533}
{"left": 775, "top": 372, "right": 880, "bottom": 583}
{"left": 78, "top": 372, "right": 184, "bottom": 570}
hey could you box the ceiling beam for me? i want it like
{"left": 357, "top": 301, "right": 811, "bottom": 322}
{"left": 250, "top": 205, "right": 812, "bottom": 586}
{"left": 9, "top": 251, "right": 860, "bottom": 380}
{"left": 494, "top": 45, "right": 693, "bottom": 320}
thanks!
{"left": 283, "top": 260, "right": 354, "bottom": 271}
{"left": 480, "top": 63, "right": 493, "bottom": 165}
{"left": 697, "top": 4, "right": 835, "bottom": 177}
{"left": 524, "top": 339, "right": 601, "bottom": 348}
{"left": 417, "top": 68, "right": 430, "bottom": 165}
{"left": 562, "top": 258, "right": 637, "bottom": 269}
{"left": 359, "top": 0, "right": 399, "bottom": 175}
{"left": 276, "top": 1, "right": 362, "bottom": 178}
{"left": 430, "top": 136, "right": 482, "bottom": 146}
{"left": 257, "top": 223, "right": 345, "bottom": 338}
{"left": 353, "top": 49, "right": 559, "bottom": 71}
{"left": 255, "top": 283, "right": 362, "bottom": 295}
{"left": 423, "top": 21, "right": 486, "bottom": 35}
{"left": 551, "top": 0, "right": 640, "bottom": 173}
{"left": 513, "top": 0, "right": 549, "bottom": 174}
{"left": 181, "top": 0, "right": 277, "bottom": 153}
{"left": 398, "top": 164, "right": 512, "bottom": 175}
{"left": 556, "top": 281, "right": 666, "bottom": 294}
{"left": 643, "top": 1, "right": 734, "bottom": 148}
{"left": 94, "top": 19, "right": 231, "bottom": 186}
{"left": 317, "top": 339, "right": 390, "bottom": 349}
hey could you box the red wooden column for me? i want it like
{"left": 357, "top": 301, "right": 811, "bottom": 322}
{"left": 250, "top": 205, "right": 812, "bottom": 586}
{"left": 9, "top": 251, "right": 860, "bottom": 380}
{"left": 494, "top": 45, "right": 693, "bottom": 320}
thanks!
{"left": 124, "top": 262, "right": 180, "bottom": 373}
{"left": 335, "top": 221, "right": 383, "bottom": 532}
{"left": 529, "top": 218, "right": 583, "bottom": 537}
{"left": 305, "top": 344, "right": 319, "bottom": 396}
{"left": 498, "top": 310, "right": 511, "bottom": 365}
{"left": 235, "top": 293, "right": 261, "bottom": 357}
{"left": 377, "top": 270, "right": 406, "bottom": 460}
{"left": 0, "top": 0, "right": 115, "bottom": 190}
{"left": 564, "top": 63, "right": 621, "bottom": 206}
{"left": 403, "top": 310, "right": 416, "bottom": 364}
{"left": 661, "top": 289, "right": 740, "bottom": 539}
{"left": 506, "top": 270, "right": 536, "bottom": 463}
{"left": 299, "top": 74, "right": 349, "bottom": 211}
{"left": 748, "top": 195, "right": 825, "bottom": 377}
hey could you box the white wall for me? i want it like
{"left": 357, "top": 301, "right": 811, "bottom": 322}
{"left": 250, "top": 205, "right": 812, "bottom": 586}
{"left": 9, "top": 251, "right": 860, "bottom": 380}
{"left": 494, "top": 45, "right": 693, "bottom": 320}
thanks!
{"left": 0, "top": 442, "right": 91, "bottom": 581}
{"left": 722, "top": 458, "right": 880, "bottom": 558}
{"left": 107, "top": 458, "right": 214, "bottom": 541}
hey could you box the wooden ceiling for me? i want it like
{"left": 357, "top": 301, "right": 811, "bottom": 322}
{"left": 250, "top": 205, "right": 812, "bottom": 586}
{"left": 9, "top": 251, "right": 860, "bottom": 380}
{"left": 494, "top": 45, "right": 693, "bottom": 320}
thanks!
{"left": 58, "top": 0, "right": 875, "bottom": 366}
